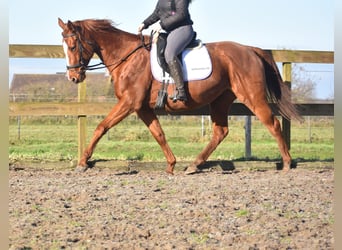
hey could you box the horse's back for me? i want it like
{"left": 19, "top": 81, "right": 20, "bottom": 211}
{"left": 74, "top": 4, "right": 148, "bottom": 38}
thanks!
{"left": 206, "top": 40, "right": 255, "bottom": 51}
{"left": 206, "top": 40, "right": 264, "bottom": 59}
{"left": 205, "top": 40, "right": 266, "bottom": 76}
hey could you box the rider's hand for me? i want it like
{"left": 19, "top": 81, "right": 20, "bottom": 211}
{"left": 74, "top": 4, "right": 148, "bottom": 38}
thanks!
{"left": 152, "top": 22, "right": 162, "bottom": 33}
{"left": 138, "top": 23, "right": 145, "bottom": 34}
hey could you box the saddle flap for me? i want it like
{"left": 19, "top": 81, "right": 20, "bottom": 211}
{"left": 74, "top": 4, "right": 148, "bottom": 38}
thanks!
{"left": 151, "top": 36, "right": 212, "bottom": 83}
{"left": 156, "top": 33, "right": 169, "bottom": 73}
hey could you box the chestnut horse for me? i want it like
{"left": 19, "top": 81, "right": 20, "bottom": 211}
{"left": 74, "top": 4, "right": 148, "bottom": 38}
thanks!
{"left": 58, "top": 18, "right": 302, "bottom": 174}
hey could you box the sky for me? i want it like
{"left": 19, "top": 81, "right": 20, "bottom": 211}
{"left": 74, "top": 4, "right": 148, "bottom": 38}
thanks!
{"left": 9, "top": 0, "right": 334, "bottom": 99}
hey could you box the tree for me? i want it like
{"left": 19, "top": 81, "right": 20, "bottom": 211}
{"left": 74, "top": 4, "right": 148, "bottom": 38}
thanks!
{"left": 291, "top": 64, "right": 317, "bottom": 102}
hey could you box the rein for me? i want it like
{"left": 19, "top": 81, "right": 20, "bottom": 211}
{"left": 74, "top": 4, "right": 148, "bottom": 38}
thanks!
{"left": 63, "top": 33, "right": 152, "bottom": 72}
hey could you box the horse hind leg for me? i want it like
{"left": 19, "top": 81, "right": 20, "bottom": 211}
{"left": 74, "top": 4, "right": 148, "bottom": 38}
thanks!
{"left": 249, "top": 102, "right": 292, "bottom": 171}
{"left": 185, "top": 92, "right": 233, "bottom": 174}
{"left": 185, "top": 121, "right": 229, "bottom": 174}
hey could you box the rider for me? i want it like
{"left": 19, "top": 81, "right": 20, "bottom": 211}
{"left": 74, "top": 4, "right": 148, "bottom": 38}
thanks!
{"left": 138, "top": 0, "right": 194, "bottom": 102}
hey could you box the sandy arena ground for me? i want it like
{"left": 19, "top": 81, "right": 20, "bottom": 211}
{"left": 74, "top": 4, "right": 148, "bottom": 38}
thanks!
{"left": 9, "top": 161, "right": 334, "bottom": 249}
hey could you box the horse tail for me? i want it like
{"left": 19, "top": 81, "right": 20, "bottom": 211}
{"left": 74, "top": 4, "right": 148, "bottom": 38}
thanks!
{"left": 252, "top": 47, "right": 303, "bottom": 122}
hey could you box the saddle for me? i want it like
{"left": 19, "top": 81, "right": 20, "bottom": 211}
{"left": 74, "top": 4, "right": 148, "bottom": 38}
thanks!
{"left": 156, "top": 32, "right": 200, "bottom": 74}
{"left": 152, "top": 32, "right": 212, "bottom": 108}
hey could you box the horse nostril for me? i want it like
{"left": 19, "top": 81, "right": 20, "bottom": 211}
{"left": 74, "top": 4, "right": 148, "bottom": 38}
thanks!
{"left": 72, "top": 77, "right": 78, "bottom": 83}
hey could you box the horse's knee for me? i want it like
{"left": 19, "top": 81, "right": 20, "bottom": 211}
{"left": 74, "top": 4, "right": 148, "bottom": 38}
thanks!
{"left": 94, "top": 123, "right": 109, "bottom": 137}
{"left": 214, "top": 127, "right": 229, "bottom": 142}
{"left": 223, "top": 127, "right": 229, "bottom": 137}
{"left": 273, "top": 116, "right": 281, "bottom": 130}
{"left": 221, "top": 127, "right": 229, "bottom": 141}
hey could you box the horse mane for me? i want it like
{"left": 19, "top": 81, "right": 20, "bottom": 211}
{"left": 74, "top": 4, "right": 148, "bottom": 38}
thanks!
{"left": 73, "top": 19, "right": 118, "bottom": 34}
{"left": 72, "top": 19, "right": 140, "bottom": 44}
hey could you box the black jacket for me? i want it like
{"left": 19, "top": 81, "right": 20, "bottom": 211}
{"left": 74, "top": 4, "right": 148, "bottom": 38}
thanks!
{"left": 143, "top": 0, "right": 193, "bottom": 32}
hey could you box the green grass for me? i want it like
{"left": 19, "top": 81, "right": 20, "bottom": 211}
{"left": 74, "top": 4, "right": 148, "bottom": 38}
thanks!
{"left": 9, "top": 116, "right": 334, "bottom": 163}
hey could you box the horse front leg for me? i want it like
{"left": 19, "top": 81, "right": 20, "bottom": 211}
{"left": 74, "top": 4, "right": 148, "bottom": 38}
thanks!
{"left": 136, "top": 108, "right": 176, "bottom": 174}
{"left": 76, "top": 98, "right": 133, "bottom": 172}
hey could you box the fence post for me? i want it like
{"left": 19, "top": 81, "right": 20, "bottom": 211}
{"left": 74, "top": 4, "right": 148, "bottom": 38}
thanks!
{"left": 282, "top": 62, "right": 292, "bottom": 150}
{"left": 201, "top": 116, "right": 205, "bottom": 137}
{"left": 244, "top": 116, "right": 252, "bottom": 159}
{"left": 17, "top": 116, "right": 21, "bottom": 140}
{"left": 78, "top": 81, "right": 87, "bottom": 162}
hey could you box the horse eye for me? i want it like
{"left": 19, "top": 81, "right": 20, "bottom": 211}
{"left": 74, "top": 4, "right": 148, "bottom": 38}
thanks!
{"left": 70, "top": 46, "right": 76, "bottom": 52}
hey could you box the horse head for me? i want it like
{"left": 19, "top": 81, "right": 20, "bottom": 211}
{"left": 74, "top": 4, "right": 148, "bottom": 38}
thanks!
{"left": 58, "top": 18, "right": 95, "bottom": 83}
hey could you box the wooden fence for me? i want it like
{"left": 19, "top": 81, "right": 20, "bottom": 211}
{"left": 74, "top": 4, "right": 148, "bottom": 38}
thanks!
{"left": 9, "top": 45, "right": 334, "bottom": 161}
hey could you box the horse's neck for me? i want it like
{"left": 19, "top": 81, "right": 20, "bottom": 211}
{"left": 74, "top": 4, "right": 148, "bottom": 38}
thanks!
{"left": 94, "top": 30, "right": 141, "bottom": 67}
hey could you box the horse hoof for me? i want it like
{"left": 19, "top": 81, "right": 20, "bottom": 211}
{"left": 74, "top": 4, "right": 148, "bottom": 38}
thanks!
{"left": 282, "top": 166, "right": 290, "bottom": 173}
{"left": 282, "top": 162, "right": 291, "bottom": 173}
{"left": 166, "top": 170, "right": 174, "bottom": 175}
{"left": 75, "top": 165, "right": 88, "bottom": 172}
{"left": 184, "top": 165, "right": 199, "bottom": 175}
{"left": 165, "top": 166, "right": 174, "bottom": 175}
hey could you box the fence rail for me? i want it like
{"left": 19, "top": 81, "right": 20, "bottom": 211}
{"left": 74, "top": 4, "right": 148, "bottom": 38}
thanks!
{"left": 9, "top": 102, "right": 333, "bottom": 117}
{"left": 9, "top": 44, "right": 334, "bottom": 161}
{"left": 9, "top": 44, "right": 334, "bottom": 63}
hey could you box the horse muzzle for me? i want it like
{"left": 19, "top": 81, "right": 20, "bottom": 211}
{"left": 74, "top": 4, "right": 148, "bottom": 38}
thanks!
{"left": 67, "top": 67, "right": 86, "bottom": 84}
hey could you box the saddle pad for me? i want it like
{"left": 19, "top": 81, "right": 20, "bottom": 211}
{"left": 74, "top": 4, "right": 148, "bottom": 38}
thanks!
{"left": 150, "top": 42, "right": 212, "bottom": 83}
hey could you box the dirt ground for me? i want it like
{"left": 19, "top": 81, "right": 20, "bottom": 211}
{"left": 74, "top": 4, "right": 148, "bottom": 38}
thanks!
{"left": 9, "top": 161, "right": 334, "bottom": 250}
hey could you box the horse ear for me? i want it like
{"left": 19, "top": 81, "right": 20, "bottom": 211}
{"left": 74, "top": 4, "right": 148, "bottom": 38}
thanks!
{"left": 58, "top": 18, "right": 66, "bottom": 29}
{"left": 67, "top": 20, "right": 76, "bottom": 31}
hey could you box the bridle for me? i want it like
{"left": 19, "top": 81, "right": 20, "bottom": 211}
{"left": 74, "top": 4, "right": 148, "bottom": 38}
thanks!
{"left": 62, "top": 33, "right": 89, "bottom": 71}
{"left": 62, "top": 31, "right": 152, "bottom": 73}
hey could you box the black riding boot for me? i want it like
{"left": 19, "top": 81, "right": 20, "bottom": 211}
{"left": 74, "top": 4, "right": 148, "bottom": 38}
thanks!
{"left": 168, "top": 58, "right": 188, "bottom": 102}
